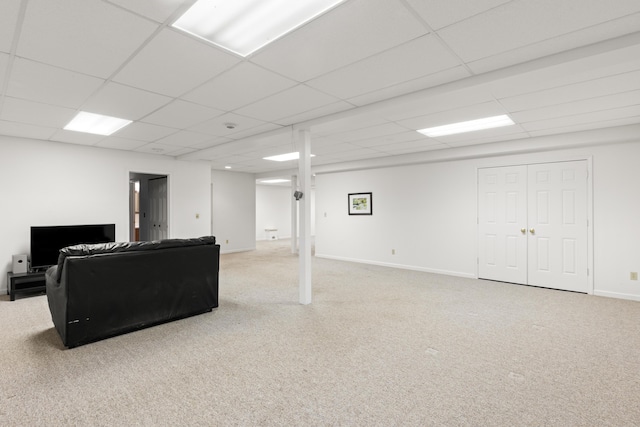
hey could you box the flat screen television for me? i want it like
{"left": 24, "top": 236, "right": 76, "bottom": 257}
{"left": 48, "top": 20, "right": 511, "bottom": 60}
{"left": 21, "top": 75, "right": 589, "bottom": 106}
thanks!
{"left": 30, "top": 224, "right": 116, "bottom": 270}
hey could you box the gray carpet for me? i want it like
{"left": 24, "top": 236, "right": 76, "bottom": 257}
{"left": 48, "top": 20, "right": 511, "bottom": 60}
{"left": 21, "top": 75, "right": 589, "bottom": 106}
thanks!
{"left": 1, "top": 239, "right": 639, "bottom": 426}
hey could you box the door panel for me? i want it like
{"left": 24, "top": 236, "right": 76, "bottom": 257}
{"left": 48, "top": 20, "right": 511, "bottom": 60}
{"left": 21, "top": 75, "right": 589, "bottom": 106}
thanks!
{"left": 527, "top": 161, "right": 588, "bottom": 292}
{"left": 478, "top": 166, "right": 527, "bottom": 284}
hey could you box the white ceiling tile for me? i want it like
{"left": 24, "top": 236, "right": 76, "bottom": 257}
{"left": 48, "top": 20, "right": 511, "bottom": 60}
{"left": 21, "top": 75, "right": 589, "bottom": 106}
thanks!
{"left": 511, "top": 90, "right": 640, "bottom": 124}
{"left": 348, "top": 66, "right": 471, "bottom": 107}
{"left": 378, "top": 86, "right": 496, "bottom": 122}
{"left": 0, "top": 53, "right": 9, "bottom": 90}
{"left": 17, "top": 0, "right": 158, "bottom": 77}
{"left": 113, "top": 122, "right": 177, "bottom": 142}
{"left": 155, "top": 130, "right": 213, "bottom": 147}
{"left": 376, "top": 138, "right": 445, "bottom": 154}
{"left": 331, "top": 123, "right": 410, "bottom": 143}
{"left": 95, "top": 137, "right": 148, "bottom": 151}
{"left": 81, "top": 82, "right": 172, "bottom": 121}
{"left": 311, "top": 115, "right": 389, "bottom": 135}
{"left": 277, "top": 101, "right": 353, "bottom": 126}
{"left": 7, "top": 58, "right": 105, "bottom": 108}
{"left": 442, "top": 131, "right": 530, "bottom": 147}
{"left": 105, "top": 0, "right": 187, "bottom": 23}
{"left": 0, "top": 0, "right": 21, "bottom": 53}
{"left": 0, "top": 120, "right": 57, "bottom": 140}
{"left": 50, "top": 129, "right": 104, "bottom": 146}
{"left": 466, "top": 13, "right": 640, "bottom": 74}
{"left": 348, "top": 131, "right": 425, "bottom": 148}
{"left": 522, "top": 105, "right": 640, "bottom": 132}
{"left": 225, "top": 123, "right": 284, "bottom": 141}
{"left": 134, "top": 142, "right": 185, "bottom": 155}
{"left": 500, "top": 70, "right": 640, "bottom": 112}
{"left": 488, "top": 43, "right": 640, "bottom": 99}
{"left": 251, "top": 0, "right": 427, "bottom": 82}
{"left": 235, "top": 85, "right": 341, "bottom": 123}
{"left": 189, "top": 112, "right": 270, "bottom": 137}
{"left": 404, "top": 0, "right": 511, "bottom": 30}
{"left": 308, "top": 35, "right": 461, "bottom": 100}
{"left": 189, "top": 137, "right": 233, "bottom": 150}
{"left": 310, "top": 142, "right": 363, "bottom": 156}
{"left": 527, "top": 117, "right": 640, "bottom": 137}
{"left": 142, "top": 100, "right": 224, "bottom": 129}
{"left": 114, "top": 28, "right": 240, "bottom": 97}
{"left": 183, "top": 62, "right": 298, "bottom": 111}
{"left": 433, "top": 125, "right": 528, "bottom": 144}
{"left": 437, "top": 0, "right": 640, "bottom": 63}
{"left": 1, "top": 97, "right": 76, "bottom": 128}
{"left": 396, "top": 100, "right": 507, "bottom": 130}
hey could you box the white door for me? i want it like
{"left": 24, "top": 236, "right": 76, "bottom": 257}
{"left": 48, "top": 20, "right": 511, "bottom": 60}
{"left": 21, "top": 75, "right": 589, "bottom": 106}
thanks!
{"left": 478, "top": 166, "right": 528, "bottom": 284}
{"left": 527, "top": 161, "right": 588, "bottom": 292}
{"left": 478, "top": 161, "right": 588, "bottom": 292}
{"left": 148, "top": 177, "right": 168, "bottom": 240}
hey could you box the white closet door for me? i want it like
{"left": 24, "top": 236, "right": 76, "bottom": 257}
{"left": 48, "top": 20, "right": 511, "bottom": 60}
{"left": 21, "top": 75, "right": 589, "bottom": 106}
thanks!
{"left": 527, "top": 161, "right": 588, "bottom": 292}
{"left": 478, "top": 166, "right": 528, "bottom": 285}
{"left": 478, "top": 161, "right": 588, "bottom": 293}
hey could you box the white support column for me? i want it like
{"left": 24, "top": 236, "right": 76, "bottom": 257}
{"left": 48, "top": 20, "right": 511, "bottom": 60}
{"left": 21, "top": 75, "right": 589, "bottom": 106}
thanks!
{"left": 291, "top": 174, "right": 298, "bottom": 254}
{"left": 297, "top": 129, "right": 312, "bottom": 305}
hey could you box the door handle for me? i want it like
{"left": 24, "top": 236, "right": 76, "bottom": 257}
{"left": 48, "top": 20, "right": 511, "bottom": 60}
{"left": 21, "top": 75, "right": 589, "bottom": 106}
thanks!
{"left": 529, "top": 228, "right": 535, "bottom": 234}
{"left": 520, "top": 228, "right": 526, "bottom": 234}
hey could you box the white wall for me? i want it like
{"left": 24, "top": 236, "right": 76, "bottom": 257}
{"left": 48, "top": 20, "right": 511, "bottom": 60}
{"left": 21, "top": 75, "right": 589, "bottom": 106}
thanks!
{"left": 0, "top": 136, "right": 213, "bottom": 293}
{"left": 256, "top": 184, "right": 291, "bottom": 240}
{"left": 316, "top": 140, "right": 640, "bottom": 302}
{"left": 211, "top": 170, "right": 256, "bottom": 253}
{"left": 255, "top": 185, "right": 316, "bottom": 241}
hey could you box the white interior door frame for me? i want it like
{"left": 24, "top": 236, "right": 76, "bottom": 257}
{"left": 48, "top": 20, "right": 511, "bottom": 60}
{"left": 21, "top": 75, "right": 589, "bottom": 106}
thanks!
{"left": 476, "top": 157, "right": 593, "bottom": 294}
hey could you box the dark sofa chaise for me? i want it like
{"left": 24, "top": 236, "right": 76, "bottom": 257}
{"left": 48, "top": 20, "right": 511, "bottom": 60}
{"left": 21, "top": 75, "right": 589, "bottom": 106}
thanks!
{"left": 45, "top": 236, "right": 220, "bottom": 348}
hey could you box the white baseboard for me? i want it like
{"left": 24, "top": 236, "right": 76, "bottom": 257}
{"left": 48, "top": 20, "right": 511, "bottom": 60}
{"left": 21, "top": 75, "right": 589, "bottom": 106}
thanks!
{"left": 220, "top": 247, "right": 256, "bottom": 255}
{"left": 314, "top": 253, "right": 476, "bottom": 279}
{"left": 593, "top": 290, "right": 640, "bottom": 302}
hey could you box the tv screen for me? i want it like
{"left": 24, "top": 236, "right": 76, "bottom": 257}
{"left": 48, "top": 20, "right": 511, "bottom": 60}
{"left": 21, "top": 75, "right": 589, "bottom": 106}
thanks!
{"left": 30, "top": 224, "right": 116, "bottom": 270}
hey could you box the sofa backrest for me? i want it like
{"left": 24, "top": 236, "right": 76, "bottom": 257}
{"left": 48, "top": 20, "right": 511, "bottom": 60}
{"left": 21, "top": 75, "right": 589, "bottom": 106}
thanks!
{"left": 54, "top": 236, "right": 217, "bottom": 283}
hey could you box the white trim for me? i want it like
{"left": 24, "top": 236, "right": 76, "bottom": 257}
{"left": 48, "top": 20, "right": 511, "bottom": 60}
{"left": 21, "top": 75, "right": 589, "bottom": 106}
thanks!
{"left": 220, "top": 247, "right": 256, "bottom": 255}
{"left": 593, "top": 290, "right": 640, "bottom": 302}
{"left": 314, "top": 253, "right": 476, "bottom": 279}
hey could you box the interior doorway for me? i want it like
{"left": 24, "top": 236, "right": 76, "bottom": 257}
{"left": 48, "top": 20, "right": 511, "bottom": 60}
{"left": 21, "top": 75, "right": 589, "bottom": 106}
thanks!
{"left": 129, "top": 172, "right": 169, "bottom": 241}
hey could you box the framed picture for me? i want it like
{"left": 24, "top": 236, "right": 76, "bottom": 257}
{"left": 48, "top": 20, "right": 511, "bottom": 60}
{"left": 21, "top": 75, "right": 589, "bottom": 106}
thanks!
{"left": 348, "top": 192, "right": 372, "bottom": 215}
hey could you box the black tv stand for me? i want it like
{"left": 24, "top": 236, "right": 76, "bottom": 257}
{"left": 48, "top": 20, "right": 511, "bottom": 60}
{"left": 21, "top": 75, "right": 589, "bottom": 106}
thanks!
{"left": 7, "top": 271, "right": 46, "bottom": 301}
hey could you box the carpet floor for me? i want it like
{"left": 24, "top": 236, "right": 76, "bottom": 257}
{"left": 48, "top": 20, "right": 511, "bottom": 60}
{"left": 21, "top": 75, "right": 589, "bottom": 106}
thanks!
{"left": 1, "top": 239, "right": 639, "bottom": 426}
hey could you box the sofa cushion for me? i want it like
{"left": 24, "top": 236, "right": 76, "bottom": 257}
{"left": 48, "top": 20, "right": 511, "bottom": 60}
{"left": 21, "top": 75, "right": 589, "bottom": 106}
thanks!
{"left": 53, "top": 236, "right": 216, "bottom": 283}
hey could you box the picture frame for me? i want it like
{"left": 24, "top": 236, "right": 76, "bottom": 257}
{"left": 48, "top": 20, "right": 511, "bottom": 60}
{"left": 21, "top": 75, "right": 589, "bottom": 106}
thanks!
{"left": 348, "top": 192, "right": 372, "bottom": 215}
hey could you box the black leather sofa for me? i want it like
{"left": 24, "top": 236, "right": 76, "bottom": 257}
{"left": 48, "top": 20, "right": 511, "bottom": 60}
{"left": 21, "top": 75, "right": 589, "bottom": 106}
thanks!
{"left": 45, "top": 236, "right": 220, "bottom": 348}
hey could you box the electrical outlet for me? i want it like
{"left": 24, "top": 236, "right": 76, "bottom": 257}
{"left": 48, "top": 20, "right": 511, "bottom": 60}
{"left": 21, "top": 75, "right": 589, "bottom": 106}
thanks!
{"left": 225, "top": 239, "right": 229, "bottom": 244}
{"left": 631, "top": 272, "right": 638, "bottom": 281}
{"left": 392, "top": 249, "right": 395, "bottom": 255}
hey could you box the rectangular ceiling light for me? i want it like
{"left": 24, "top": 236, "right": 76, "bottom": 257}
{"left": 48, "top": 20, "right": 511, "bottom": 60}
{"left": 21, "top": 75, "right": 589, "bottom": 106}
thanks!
{"left": 172, "top": 0, "right": 346, "bottom": 57}
{"left": 64, "top": 111, "right": 132, "bottom": 136}
{"left": 261, "top": 179, "right": 291, "bottom": 184}
{"left": 263, "top": 152, "right": 315, "bottom": 162}
{"left": 417, "top": 115, "right": 515, "bottom": 137}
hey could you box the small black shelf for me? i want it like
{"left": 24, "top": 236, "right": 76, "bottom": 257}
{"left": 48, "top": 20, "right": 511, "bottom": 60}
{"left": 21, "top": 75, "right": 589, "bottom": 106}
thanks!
{"left": 7, "top": 271, "right": 46, "bottom": 301}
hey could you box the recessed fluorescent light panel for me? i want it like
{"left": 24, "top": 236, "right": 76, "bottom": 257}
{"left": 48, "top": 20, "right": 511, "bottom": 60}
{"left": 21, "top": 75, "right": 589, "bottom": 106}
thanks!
{"left": 263, "top": 152, "right": 315, "bottom": 162}
{"left": 261, "top": 179, "right": 291, "bottom": 184}
{"left": 172, "top": 0, "right": 346, "bottom": 57}
{"left": 417, "top": 115, "right": 515, "bottom": 137}
{"left": 64, "top": 111, "right": 132, "bottom": 136}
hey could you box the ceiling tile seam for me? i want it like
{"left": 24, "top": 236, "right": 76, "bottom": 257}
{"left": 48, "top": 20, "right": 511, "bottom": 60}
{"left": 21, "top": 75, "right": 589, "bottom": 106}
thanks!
{"left": 497, "top": 68, "right": 640, "bottom": 107}
{"left": 525, "top": 116, "right": 640, "bottom": 135}
{"left": 505, "top": 90, "right": 640, "bottom": 119}
{"left": 520, "top": 107, "right": 640, "bottom": 128}
{"left": 491, "top": 97, "right": 533, "bottom": 139}
{"left": 100, "top": 0, "right": 196, "bottom": 26}
{"left": 463, "top": 14, "right": 640, "bottom": 73}
{"left": 0, "top": 0, "right": 29, "bottom": 118}
{"left": 397, "top": 0, "right": 475, "bottom": 77}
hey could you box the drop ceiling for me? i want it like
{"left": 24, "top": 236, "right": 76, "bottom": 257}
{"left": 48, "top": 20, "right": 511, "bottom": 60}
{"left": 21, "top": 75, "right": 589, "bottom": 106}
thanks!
{"left": 1, "top": 0, "right": 639, "bottom": 178}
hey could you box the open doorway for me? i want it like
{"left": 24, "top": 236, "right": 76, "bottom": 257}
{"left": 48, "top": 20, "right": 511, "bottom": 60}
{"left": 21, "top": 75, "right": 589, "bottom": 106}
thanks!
{"left": 129, "top": 172, "right": 168, "bottom": 241}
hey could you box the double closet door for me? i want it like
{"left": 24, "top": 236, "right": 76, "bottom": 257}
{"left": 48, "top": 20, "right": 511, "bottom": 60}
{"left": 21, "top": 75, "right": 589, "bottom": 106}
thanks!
{"left": 478, "top": 161, "right": 588, "bottom": 293}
